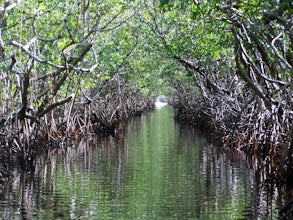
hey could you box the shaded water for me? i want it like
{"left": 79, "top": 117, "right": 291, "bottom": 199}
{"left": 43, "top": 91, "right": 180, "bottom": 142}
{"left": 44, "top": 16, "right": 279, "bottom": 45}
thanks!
{"left": 0, "top": 106, "right": 281, "bottom": 219}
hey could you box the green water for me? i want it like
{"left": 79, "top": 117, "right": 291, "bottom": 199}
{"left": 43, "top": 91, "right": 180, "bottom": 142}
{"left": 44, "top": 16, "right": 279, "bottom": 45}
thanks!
{"left": 0, "top": 106, "right": 280, "bottom": 219}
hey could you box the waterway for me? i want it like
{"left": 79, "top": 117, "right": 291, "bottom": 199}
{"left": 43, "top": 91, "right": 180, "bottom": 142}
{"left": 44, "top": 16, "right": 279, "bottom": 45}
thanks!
{"left": 0, "top": 105, "right": 281, "bottom": 219}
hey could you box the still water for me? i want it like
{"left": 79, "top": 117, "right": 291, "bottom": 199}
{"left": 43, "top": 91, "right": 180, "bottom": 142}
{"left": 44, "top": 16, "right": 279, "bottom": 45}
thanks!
{"left": 0, "top": 106, "right": 280, "bottom": 219}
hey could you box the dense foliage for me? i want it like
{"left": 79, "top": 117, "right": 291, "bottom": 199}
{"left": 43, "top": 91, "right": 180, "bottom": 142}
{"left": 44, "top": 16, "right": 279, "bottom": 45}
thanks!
{"left": 0, "top": 0, "right": 157, "bottom": 146}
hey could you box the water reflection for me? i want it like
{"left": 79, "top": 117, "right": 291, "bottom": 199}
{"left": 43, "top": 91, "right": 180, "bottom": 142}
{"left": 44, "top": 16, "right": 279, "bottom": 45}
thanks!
{"left": 0, "top": 106, "right": 281, "bottom": 219}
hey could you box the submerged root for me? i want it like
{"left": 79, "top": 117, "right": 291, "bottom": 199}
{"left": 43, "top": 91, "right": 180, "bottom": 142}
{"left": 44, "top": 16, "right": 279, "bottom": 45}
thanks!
{"left": 86, "top": 80, "right": 155, "bottom": 136}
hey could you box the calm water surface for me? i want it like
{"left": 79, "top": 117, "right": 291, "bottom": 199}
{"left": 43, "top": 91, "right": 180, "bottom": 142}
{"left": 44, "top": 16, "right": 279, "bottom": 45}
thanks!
{"left": 0, "top": 106, "right": 281, "bottom": 219}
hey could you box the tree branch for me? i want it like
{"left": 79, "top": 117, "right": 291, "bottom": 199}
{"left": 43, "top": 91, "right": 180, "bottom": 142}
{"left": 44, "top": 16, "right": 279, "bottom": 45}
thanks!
{"left": 37, "top": 95, "right": 73, "bottom": 118}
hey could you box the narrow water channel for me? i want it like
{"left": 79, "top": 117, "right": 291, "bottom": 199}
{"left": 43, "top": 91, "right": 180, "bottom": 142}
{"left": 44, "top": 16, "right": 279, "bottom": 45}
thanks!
{"left": 0, "top": 105, "right": 280, "bottom": 219}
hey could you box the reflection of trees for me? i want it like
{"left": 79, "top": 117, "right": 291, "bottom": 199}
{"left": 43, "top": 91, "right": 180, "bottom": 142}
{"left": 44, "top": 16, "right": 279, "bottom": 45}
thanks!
{"left": 200, "top": 146, "right": 280, "bottom": 219}
{"left": 0, "top": 135, "right": 130, "bottom": 219}
{"left": 200, "top": 146, "right": 253, "bottom": 218}
{"left": 47, "top": 136, "right": 131, "bottom": 218}
{"left": 0, "top": 107, "right": 282, "bottom": 219}
{"left": 0, "top": 153, "right": 54, "bottom": 219}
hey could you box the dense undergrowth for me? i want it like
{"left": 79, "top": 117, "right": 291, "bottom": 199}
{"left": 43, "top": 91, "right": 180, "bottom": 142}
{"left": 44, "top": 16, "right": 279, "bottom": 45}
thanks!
{"left": 0, "top": 79, "right": 155, "bottom": 184}
{"left": 171, "top": 76, "right": 292, "bottom": 218}
{"left": 173, "top": 83, "right": 292, "bottom": 184}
